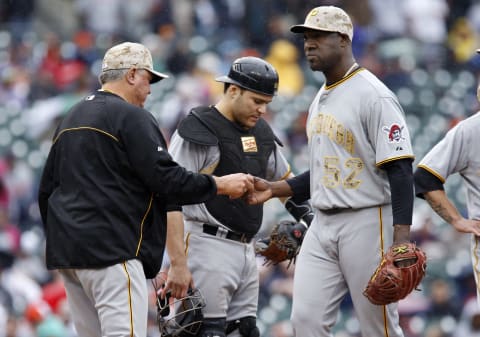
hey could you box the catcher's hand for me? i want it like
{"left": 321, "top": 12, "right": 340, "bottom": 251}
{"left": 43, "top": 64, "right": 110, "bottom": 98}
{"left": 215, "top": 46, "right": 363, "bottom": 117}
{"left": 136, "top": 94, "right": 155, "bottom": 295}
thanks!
{"left": 255, "top": 220, "right": 307, "bottom": 268}
{"left": 363, "top": 242, "right": 427, "bottom": 305}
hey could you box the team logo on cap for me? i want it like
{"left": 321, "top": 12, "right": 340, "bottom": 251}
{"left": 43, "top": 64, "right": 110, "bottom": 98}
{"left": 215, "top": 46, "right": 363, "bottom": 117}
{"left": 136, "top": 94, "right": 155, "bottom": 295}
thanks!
{"left": 309, "top": 8, "right": 319, "bottom": 17}
{"left": 382, "top": 124, "right": 405, "bottom": 143}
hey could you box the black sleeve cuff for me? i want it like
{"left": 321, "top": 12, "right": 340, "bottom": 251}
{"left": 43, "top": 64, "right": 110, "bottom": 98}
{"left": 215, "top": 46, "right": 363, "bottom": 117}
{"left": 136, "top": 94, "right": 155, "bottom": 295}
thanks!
{"left": 166, "top": 204, "right": 182, "bottom": 212}
{"left": 286, "top": 170, "right": 310, "bottom": 203}
{"left": 413, "top": 167, "right": 444, "bottom": 199}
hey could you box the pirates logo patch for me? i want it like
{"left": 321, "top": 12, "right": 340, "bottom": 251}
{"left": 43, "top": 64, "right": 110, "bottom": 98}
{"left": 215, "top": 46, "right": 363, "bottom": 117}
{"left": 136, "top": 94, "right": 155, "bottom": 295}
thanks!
{"left": 382, "top": 124, "right": 405, "bottom": 143}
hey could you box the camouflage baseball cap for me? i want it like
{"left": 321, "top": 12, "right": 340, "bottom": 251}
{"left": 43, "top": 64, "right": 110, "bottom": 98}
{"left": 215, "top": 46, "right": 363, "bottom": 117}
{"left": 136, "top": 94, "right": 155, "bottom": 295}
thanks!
{"left": 101, "top": 42, "right": 169, "bottom": 83}
{"left": 290, "top": 6, "right": 353, "bottom": 41}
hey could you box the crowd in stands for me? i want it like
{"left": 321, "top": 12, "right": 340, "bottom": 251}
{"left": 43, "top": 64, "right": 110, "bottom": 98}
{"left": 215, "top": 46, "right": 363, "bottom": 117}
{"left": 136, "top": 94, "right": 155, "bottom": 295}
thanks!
{"left": 2, "top": 0, "right": 480, "bottom": 336}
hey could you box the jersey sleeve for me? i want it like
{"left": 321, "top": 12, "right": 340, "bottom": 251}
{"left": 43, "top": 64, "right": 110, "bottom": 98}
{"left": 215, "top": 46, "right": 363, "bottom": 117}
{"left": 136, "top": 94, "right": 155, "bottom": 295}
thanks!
{"left": 417, "top": 124, "right": 468, "bottom": 182}
{"left": 266, "top": 145, "right": 291, "bottom": 181}
{"left": 368, "top": 97, "right": 414, "bottom": 166}
{"left": 120, "top": 111, "right": 216, "bottom": 203}
{"left": 169, "top": 131, "right": 219, "bottom": 174}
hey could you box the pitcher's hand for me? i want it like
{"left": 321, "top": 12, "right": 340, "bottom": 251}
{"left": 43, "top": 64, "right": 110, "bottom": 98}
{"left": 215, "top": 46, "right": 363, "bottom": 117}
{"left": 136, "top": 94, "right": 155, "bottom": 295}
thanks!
{"left": 246, "top": 177, "right": 273, "bottom": 204}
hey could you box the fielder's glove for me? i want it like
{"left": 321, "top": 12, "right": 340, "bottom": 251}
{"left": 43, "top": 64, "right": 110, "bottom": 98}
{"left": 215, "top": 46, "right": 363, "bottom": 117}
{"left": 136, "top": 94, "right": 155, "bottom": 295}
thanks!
{"left": 255, "top": 220, "right": 307, "bottom": 268}
{"left": 363, "top": 242, "right": 427, "bottom": 305}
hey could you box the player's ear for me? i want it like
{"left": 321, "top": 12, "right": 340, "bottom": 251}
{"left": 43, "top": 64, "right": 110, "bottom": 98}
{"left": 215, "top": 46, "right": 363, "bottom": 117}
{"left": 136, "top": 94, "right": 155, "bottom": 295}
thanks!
{"left": 338, "top": 33, "right": 351, "bottom": 48}
{"left": 229, "top": 85, "right": 240, "bottom": 99}
{"left": 125, "top": 67, "right": 137, "bottom": 85}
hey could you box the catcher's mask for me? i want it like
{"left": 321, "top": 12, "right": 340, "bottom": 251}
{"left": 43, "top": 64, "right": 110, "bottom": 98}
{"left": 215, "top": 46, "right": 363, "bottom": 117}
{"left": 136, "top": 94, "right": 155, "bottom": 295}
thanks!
{"left": 157, "top": 288, "right": 206, "bottom": 337}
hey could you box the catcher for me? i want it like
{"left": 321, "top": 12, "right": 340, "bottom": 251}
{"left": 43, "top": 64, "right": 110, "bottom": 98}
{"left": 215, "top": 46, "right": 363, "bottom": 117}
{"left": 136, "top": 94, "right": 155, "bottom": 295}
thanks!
{"left": 165, "top": 57, "right": 315, "bottom": 337}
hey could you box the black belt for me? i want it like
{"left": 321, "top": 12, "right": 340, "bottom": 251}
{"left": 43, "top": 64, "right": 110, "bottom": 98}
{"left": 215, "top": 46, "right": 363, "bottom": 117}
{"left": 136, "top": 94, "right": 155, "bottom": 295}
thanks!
{"left": 320, "top": 208, "right": 347, "bottom": 215}
{"left": 202, "top": 224, "right": 253, "bottom": 243}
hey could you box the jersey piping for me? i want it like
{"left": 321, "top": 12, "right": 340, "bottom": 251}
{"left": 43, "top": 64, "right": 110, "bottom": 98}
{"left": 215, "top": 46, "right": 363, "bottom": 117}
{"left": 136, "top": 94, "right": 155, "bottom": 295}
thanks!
{"left": 376, "top": 155, "right": 415, "bottom": 167}
{"left": 53, "top": 126, "right": 119, "bottom": 144}
{"left": 122, "top": 262, "right": 134, "bottom": 337}
{"left": 200, "top": 161, "right": 219, "bottom": 175}
{"left": 416, "top": 164, "right": 446, "bottom": 183}
{"left": 185, "top": 232, "right": 191, "bottom": 256}
{"left": 377, "top": 206, "right": 391, "bottom": 336}
{"left": 135, "top": 193, "right": 154, "bottom": 256}
{"left": 324, "top": 67, "right": 364, "bottom": 90}
{"left": 474, "top": 237, "right": 480, "bottom": 299}
{"left": 279, "top": 166, "right": 292, "bottom": 180}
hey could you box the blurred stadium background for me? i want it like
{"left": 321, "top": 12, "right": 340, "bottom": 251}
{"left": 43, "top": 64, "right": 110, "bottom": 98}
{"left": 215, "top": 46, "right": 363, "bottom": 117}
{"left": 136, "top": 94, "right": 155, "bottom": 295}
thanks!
{"left": 1, "top": 0, "right": 480, "bottom": 336}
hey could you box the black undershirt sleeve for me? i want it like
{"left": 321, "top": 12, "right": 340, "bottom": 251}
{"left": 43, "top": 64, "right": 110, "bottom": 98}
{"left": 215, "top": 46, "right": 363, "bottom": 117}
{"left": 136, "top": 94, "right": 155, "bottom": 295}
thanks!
{"left": 413, "top": 167, "right": 444, "bottom": 199}
{"left": 286, "top": 160, "right": 415, "bottom": 225}
{"left": 286, "top": 170, "right": 310, "bottom": 203}
{"left": 382, "top": 158, "right": 414, "bottom": 225}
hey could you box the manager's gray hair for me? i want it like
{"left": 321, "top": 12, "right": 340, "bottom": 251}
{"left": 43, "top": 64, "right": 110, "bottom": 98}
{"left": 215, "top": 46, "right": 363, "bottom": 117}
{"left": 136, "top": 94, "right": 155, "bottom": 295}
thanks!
{"left": 98, "top": 68, "right": 129, "bottom": 85}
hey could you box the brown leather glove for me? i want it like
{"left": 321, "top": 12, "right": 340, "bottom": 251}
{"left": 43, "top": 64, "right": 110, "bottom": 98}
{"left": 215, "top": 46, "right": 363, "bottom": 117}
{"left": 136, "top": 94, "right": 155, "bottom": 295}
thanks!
{"left": 363, "top": 242, "right": 427, "bottom": 305}
{"left": 255, "top": 220, "right": 307, "bottom": 268}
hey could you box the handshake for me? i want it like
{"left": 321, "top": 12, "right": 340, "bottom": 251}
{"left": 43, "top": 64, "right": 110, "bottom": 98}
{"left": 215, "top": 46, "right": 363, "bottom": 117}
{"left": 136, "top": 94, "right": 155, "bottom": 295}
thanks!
{"left": 213, "top": 174, "right": 274, "bottom": 204}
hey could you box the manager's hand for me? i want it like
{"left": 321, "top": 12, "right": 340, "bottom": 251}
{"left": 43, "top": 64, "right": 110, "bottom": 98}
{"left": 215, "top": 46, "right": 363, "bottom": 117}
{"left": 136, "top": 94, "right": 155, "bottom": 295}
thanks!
{"left": 214, "top": 173, "right": 254, "bottom": 199}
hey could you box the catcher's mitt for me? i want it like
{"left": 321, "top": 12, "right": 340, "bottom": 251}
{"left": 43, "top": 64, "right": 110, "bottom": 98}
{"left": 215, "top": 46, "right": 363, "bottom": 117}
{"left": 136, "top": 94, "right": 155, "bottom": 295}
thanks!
{"left": 363, "top": 242, "right": 427, "bottom": 305}
{"left": 255, "top": 220, "right": 307, "bottom": 268}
